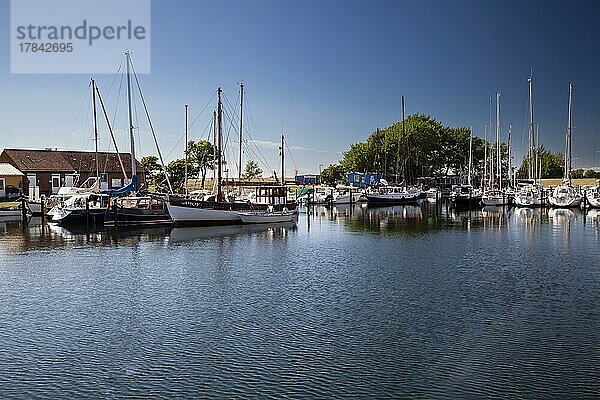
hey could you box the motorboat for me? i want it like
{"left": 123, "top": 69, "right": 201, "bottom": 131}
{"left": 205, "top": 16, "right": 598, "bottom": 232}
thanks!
{"left": 104, "top": 195, "right": 172, "bottom": 227}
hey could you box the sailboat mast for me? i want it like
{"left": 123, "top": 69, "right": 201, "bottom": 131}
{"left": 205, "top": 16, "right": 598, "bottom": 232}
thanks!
{"left": 496, "top": 92, "right": 501, "bottom": 191}
{"left": 217, "top": 87, "right": 223, "bottom": 202}
{"left": 483, "top": 123, "right": 488, "bottom": 189}
{"left": 239, "top": 83, "right": 244, "bottom": 181}
{"left": 536, "top": 122, "right": 540, "bottom": 180}
{"left": 468, "top": 128, "right": 472, "bottom": 186}
{"left": 567, "top": 83, "right": 573, "bottom": 183}
{"left": 508, "top": 124, "right": 512, "bottom": 188}
{"left": 488, "top": 96, "right": 494, "bottom": 187}
{"left": 212, "top": 110, "right": 217, "bottom": 182}
{"left": 91, "top": 78, "right": 99, "bottom": 181}
{"left": 185, "top": 104, "right": 189, "bottom": 196}
{"left": 528, "top": 75, "right": 534, "bottom": 180}
{"left": 281, "top": 134, "right": 285, "bottom": 185}
{"left": 125, "top": 51, "right": 136, "bottom": 192}
{"left": 401, "top": 94, "right": 406, "bottom": 185}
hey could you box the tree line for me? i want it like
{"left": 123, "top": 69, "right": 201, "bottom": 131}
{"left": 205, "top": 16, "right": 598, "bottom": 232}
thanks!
{"left": 319, "top": 114, "right": 599, "bottom": 186}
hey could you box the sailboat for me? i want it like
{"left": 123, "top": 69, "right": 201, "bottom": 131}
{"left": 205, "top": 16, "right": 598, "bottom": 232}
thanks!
{"left": 366, "top": 95, "right": 422, "bottom": 206}
{"left": 515, "top": 75, "right": 544, "bottom": 207}
{"left": 586, "top": 181, "right": 600, "bottom": 208}
{"left": 451, "top": 126, "right": 482, "bottom": 208}
{"left": 54, "top": 52, "right": 165, "bottom": 226}
{"left": 481, "top": 93, "right": 509, "bottom": 206}
{"left": 103, "top": 52, "right": 172, "bottom": 226}
{"left": 548, "top": 83, "right": 583, "bottom": 208}
{"left": 51, "top": 77, "right": 111, "bottom": 225}
{"left": 167, "top": 88, "right": 296, "bottom": 226}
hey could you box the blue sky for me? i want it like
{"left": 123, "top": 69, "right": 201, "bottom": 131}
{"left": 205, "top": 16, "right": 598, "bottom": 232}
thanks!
{"left": 1, "top": 0, "right": 600, "bottom": 176}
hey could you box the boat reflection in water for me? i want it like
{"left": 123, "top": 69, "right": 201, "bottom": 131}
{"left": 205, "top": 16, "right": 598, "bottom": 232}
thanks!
{"left": 548, "top": 208, "right": 577, "bottom": 224}
{"left": 586, "top": 209, "right": 600, "bottom": 224}
{"left": 168, "top": 222, "right": 297, "bottom": 244}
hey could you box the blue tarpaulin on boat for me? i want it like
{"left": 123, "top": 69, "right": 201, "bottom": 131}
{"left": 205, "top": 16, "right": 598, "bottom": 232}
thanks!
{"left": 102, "top": 176, "right": 137, "bottom": 195}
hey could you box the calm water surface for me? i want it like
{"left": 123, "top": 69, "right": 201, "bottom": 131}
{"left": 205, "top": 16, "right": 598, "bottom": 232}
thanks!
{"left": 1, "top": 204, "right": 599, "bottom": 399}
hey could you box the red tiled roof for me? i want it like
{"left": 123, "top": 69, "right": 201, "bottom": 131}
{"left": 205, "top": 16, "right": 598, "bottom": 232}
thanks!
{"left": 0, "top": 149, "right": 142, "bottom": 174}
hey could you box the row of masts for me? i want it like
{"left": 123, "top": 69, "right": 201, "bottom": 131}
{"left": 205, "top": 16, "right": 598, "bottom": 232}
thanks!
{"left": 476, "top": 74, "right": 542, "bottom": 189}
{"left": 182, "top": 84, "right": 286, "bottom": 199}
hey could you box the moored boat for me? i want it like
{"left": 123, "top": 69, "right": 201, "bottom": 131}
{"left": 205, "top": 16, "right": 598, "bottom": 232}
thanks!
{"left": 51, "top": 193, "right": 109, "bottom": 225}
{"left": 586, "top": 184, "right": 600, "bottom": 208}
{"left": 237, "top": 208, "right": 298, "bottom": 224}
{"left": 366, "top": 186, "right": 422, "bottom": 206}
{"left": 450, "top": 184, "right": 482, "bottom": 208}
{"left": 548, "top": 84, "right": 583, "bottom": 209}
{"left": 104, "top": 195, "right": 172, "bottom": 226}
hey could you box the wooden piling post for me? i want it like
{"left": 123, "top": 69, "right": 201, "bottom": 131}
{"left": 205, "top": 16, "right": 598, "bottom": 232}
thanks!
{"left": 86, "top": 197, "right": 90, "bottom": 230}
{"left": 21, "top": 197, "right": 27, "bottom": 225}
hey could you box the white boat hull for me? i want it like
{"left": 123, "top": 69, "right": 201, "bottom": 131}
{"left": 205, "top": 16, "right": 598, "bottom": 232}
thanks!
{"left": 167, "top": 203, "right": 242, "bottom": 226}
{"left": 514, "top": 195, "right": 543, "bottom": 207}
{"left": 586, "top": 188, "right": 600, "bottom": 208}
{"left": 548, "top": 185, "right": 582, "bottom": 208}
{"left": 481, "top": 196, "right": 509, "bottom": 206}
{"left": 334, "top": 192, "right": 364, "bottom": 204}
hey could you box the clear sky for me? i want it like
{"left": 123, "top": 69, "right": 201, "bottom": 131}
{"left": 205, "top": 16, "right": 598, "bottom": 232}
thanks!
{"left": 1, "top": 0, "right": 600, "bottom": 176}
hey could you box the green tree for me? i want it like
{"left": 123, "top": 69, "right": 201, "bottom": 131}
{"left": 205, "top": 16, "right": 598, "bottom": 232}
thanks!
{"left": 186, "top": 140, "right": 215, "bottom": 189}
{"left": 517, "top": 147, "right": 564, "bottom": 179}
{"left": 585, "top": 169, "right": 598, "bottom": 179}
{"left": 320, "top": 164, "right": 346, "bottom": 186}
{"left": 141, "top": 155, "right": 164, "bottom": 191}
{"left": 242, "top": 160, "right": 263, "bottom": 179}
{"left": 571, "top": 169, "right": 584, "bottom": 179}
{"left": 339, "top": 114, "right": 496, "bottom": 183}
{"left": 166, "top": 158, "right": 199, "bottom": 193}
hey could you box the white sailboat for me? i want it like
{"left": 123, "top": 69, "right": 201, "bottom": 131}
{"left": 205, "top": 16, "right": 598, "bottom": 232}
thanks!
{"left": 515, "top": 75, "right": 544, "bottom": 207}
{"left": 481, "top": 93, "right": 509, "bottom": 206}
{"left": 167, "top": 91, "right": 295, "bottom": 226}
{"left": 548, "top": 83, "right": 583, "bottom": 208}
{"left": 586, "top": 182, "right": 600, "bottom": 208}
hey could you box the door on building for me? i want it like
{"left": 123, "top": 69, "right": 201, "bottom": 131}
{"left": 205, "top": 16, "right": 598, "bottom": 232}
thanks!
{"left": 27, "top": 174, "right": 39, "bottom": 201}
{"left": 64, "top": 174, "right": 76, "bottom": 187}
{"left": 51, "top": 174, "right": 61, "bottom": 194}
{"left": 0, "top": 178, "right": 5, "bottom": 198}
{"left": 27, "top": 173, "right": 37, "bottom": 195}
{"left": 100, "top": 173, "right": 109, "bottom": 191}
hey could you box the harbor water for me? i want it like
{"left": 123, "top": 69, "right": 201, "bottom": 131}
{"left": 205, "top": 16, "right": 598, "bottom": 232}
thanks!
{"left": 0, "top": 204, "right": 599, "bottom": 398}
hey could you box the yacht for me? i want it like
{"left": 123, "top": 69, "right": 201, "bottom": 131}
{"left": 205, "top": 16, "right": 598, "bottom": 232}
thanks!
{"left": 548, "top": 84, "right": 583, "bottom": 208}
